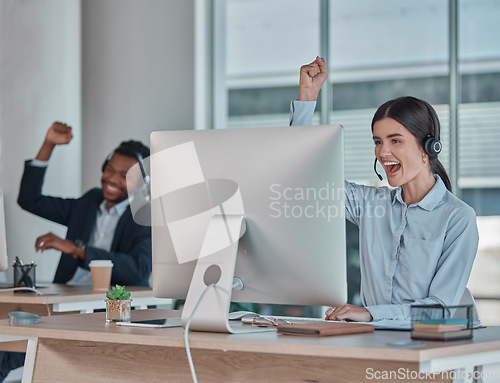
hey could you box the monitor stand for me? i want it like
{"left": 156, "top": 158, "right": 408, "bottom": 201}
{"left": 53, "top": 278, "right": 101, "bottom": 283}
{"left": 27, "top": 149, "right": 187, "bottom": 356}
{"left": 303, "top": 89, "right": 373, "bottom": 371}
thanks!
{"left": 181, "top": 214, "right": 272, "bottom": 333}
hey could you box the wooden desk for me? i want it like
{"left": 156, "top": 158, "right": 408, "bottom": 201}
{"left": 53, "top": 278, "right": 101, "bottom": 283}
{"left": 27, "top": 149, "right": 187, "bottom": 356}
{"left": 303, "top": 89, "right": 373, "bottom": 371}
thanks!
{"left": 0, "top": 309, "right": 499, "bottom": 383}
{"left": 0, "top": 284, "right": 172, "bottom": 353}
{"left": 0, "top": 284, "right": 172, "bottom": 318}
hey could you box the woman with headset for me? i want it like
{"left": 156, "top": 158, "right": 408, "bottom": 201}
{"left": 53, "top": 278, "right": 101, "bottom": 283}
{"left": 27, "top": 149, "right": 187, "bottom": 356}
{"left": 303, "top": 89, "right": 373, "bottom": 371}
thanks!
{"left": 291, "top": 57, "right": 479, "bottom": 322}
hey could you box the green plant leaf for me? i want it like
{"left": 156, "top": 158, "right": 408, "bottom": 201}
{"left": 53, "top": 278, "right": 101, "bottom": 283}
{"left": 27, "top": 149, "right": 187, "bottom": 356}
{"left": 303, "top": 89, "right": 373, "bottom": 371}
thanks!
{"left": 105, "top": 284, "right": 131, "bottom": 300}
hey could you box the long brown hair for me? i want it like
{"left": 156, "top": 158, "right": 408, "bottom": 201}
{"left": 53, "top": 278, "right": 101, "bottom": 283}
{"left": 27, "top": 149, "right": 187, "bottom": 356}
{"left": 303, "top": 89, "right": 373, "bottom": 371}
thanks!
{"left": 371, "top": 96, "right": 452, "bottom": 192}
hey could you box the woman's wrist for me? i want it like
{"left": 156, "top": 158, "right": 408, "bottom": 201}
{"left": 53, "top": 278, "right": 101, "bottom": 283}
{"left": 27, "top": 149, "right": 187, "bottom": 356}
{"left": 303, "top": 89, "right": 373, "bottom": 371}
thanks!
{"left": 298, "top": 89, "right": 320, "bottom": 101}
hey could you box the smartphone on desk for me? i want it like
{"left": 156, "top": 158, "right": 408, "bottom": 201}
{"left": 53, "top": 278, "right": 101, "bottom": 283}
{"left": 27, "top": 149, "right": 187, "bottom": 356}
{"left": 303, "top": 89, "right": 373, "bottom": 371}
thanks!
{"left": 116, "top": 318, "right": 182, "bottom": 328}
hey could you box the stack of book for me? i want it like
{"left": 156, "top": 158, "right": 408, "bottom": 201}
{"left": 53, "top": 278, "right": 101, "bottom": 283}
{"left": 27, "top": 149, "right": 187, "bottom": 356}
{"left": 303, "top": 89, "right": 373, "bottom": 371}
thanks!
{"left": 411, "top": 318, "right": 471, "bottom": 341}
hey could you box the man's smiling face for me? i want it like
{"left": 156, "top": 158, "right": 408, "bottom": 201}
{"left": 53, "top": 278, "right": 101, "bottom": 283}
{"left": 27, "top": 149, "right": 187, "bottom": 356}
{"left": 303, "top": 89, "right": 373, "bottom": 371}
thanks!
{"left": 101, "top": 153, "right": 139, "bottom": 209}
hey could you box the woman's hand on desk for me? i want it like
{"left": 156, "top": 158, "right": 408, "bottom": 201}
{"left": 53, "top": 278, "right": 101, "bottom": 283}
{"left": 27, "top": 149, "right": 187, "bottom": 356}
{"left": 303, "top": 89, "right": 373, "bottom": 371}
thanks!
{"left": 35, "top": 232, "right": 85, "bottom": 260}
{"left": 325, "top": 304, "right": 373, "bottom": 322}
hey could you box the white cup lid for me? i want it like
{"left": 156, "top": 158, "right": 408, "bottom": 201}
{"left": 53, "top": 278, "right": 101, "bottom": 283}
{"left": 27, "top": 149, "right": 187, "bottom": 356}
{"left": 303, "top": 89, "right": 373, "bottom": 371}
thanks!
{"left": 89, "top": 260, "right": 113, "bottom": 267}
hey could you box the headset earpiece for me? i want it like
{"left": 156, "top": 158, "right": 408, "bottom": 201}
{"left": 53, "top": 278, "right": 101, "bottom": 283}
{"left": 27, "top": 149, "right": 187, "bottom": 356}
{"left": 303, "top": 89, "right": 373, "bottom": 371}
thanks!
{"left": 423, "top": 102, "right": 442, "bottom": 157}
{"left": 424, "top": 136, "right": 442, "bottom": 157}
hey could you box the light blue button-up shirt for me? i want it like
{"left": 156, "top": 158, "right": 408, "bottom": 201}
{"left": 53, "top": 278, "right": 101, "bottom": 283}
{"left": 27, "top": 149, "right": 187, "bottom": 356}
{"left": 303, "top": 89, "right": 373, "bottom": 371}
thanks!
{"left": 290, "top": 100, "right": 479, "bottom": 321}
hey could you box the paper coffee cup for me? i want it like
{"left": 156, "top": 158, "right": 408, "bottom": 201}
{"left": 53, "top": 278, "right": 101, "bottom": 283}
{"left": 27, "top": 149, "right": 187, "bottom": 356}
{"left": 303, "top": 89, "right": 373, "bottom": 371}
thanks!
{"left": 89, "top": 260, "right": 113, "bottom": 291}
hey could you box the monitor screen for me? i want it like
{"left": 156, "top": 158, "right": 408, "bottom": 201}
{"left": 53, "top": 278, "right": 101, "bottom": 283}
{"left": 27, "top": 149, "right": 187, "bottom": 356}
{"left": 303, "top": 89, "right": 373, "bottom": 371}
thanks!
{"left": 150, "top": 125, "right": 346, "bottom": 327}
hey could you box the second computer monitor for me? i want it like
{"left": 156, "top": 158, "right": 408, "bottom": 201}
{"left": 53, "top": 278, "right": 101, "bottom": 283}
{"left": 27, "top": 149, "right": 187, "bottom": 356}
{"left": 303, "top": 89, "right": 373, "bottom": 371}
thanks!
{"left": 150, "top": 124, "right": 346, "bottom": 308}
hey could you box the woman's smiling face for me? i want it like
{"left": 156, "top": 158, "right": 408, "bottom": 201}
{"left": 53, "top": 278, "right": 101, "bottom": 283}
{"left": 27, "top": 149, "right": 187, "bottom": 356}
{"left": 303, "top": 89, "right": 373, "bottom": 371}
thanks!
{"left": 372, "top": 117, "right": 429, "bottom": 188}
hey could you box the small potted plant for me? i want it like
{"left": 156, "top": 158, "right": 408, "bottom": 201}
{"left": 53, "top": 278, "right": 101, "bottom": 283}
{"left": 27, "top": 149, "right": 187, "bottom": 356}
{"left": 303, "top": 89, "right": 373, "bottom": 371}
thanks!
{"left": 105, "top": 285, "right": 132, "bottom": 323}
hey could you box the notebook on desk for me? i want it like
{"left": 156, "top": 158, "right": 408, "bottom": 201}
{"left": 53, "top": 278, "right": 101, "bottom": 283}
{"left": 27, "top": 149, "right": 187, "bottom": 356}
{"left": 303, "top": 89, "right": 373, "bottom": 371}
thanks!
{"left": 277, "top": 321, "right": 375, "bottom": 336}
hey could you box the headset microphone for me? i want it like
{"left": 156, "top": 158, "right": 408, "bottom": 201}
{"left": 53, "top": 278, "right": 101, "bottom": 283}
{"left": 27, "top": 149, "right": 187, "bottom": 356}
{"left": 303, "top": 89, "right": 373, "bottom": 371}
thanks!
{"left": 373, "top": 158, "right": 383, "bottom": 181}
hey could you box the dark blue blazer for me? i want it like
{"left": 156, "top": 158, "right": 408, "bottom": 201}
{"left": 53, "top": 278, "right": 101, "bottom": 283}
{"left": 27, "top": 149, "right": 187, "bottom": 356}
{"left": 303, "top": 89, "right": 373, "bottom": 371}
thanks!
{"left": 17, "top": 161, "right": 152, "bottom": 286}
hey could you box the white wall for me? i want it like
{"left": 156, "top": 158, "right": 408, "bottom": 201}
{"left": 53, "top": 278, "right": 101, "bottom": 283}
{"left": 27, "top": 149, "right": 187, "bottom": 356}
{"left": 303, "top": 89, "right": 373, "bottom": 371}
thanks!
{"left": 0, "top": 0, "right": 196, "bottom": 283}
{"left": 81, "top": 0, "right": 195, "bottom": 190}
{"left": 0, "top": 0, "right": 82, "bottom": 283}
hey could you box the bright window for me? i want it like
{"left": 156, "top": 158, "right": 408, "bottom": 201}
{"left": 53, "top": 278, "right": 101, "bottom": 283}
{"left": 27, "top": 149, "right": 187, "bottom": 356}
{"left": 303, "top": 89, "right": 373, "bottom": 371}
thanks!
{"left": 208, "top": 0, "right": 500, "bottom": 323}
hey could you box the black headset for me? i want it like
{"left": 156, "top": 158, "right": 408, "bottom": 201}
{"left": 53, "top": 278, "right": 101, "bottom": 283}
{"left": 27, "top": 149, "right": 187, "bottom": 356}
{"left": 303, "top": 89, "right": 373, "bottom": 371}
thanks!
{"left": 423, "top": 102, "right": 442, "bottom": 158}
{"left": 373, "top": 100, "right": 442, "bottom": 181}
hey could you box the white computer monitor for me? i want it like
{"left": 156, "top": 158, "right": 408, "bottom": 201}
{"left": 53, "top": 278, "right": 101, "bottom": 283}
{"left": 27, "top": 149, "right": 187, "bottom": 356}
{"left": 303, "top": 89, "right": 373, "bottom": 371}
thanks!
{"left": 150, "top": 125, "right": 346, "bottom": 332}
{"left": 0, "top": 192, "right": 9, "bottom": 272}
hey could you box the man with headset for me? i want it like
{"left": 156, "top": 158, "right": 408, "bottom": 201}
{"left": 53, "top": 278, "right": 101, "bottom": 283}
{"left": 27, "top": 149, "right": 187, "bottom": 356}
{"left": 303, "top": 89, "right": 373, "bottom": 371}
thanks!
{"left": 5, "top": 122, "right": 151, "bottom": 381}
{"left": 17, "top": 121, "right": 152, "bottom": 287}
{"left": 0, "top": 122, "right": 152, "bottom": 381}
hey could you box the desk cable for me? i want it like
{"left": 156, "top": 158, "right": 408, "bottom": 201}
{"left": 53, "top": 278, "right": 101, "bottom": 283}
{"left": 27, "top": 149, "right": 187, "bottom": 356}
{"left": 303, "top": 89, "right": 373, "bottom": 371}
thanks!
{"left": 0, "top": 287, "right": 52, "bottom": 316}
{"left": 184, "top": 283, "right": 216, "bottom": 383}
